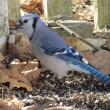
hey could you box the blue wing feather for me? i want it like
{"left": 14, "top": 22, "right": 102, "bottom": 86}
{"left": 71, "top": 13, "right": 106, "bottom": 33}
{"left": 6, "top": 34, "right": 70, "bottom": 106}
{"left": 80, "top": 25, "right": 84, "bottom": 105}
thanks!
{"left": 42, "top": 45, "right": 88, "bottom": 64}
{"left": 42, "top": 45, "right": 110, "bottom": 84}
{"left": 56, "top": 54, "right": 110, "bottom": 84}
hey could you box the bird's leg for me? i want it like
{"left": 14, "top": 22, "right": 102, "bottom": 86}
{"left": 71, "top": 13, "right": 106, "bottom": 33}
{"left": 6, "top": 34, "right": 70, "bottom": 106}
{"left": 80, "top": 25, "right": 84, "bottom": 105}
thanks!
{"left": 37, "top": 59, "right": 48, "bottom": 72}
{"left": 37, "top": 59, "right": 42, "bottom": 69}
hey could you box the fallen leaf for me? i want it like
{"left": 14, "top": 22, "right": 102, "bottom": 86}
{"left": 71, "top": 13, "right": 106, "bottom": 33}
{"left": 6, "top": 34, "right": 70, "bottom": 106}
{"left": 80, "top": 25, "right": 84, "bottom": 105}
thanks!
{"left": 0, "top": 57, "right": 41, "bottom": 91}
{"left": 21, "top": 0, "right": 43, "bottom": 15}
{"left": 21, "top": 61, "right": 41, "bottom": 81}
{"left": 0, "top": 65, "right": 32, "bottom": 91}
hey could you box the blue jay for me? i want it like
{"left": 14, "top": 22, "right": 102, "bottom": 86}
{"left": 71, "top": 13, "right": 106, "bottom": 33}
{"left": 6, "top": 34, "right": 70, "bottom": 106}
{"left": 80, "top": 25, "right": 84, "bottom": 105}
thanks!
{"left": 16, "top": 13, "right": 110, "bottom": 84}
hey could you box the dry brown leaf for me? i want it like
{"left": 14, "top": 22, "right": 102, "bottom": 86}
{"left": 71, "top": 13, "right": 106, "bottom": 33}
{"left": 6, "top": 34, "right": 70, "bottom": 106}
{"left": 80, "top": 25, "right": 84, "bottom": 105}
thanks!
{"left": 73, "top": 0, "right": 93, "bottom": 21}
{"left": 21, "top": 0, "right": 43, "bottom": 15}
{"left": 21, "top": 61, "right": 41, "bottom": 81}
{"left": 0, "top": 66, "right": 32, "bottom": 91}
{"left": 0, "top": 57, "right": 41, "bottom": 91}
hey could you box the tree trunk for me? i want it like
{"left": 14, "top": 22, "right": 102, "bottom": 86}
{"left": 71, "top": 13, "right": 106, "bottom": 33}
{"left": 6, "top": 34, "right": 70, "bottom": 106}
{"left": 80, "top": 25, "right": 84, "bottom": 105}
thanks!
{"left": 8, "top": 0, "right": 20, "bottom": 21}
{"left": 94, "top": 0, "right": 110, "bottom": 30}
{"left": 0, "top": 0, "right": 9, "bottom": 35}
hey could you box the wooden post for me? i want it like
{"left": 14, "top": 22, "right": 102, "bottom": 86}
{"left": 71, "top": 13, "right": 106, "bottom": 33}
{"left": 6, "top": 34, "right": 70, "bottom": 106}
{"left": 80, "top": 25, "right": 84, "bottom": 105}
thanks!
{"left": 43, "top": 0, "right": 48, "bottom": 20}
{"left": 94, "top": 0, "right": 110, "bottom": 30}
{"left": 8, "top": 0, "right": 20, "bottom": 21}
{"left": 0, "top": 0, "right": 9, "bottom": 35}
{"left": 0, "top": 0, "right": 9, "bottom": 53}
{"left": 43, "top": 0, "right": 73, "bottom": 20}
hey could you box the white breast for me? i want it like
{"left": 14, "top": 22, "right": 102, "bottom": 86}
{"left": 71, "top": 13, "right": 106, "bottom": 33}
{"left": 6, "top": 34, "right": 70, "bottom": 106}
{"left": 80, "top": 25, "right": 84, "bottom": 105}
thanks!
{"left": 31, "top": 41, "right": 89, "bottom": 78}
{"left": 36, "top": 53, "right": 89, "bottom": 78}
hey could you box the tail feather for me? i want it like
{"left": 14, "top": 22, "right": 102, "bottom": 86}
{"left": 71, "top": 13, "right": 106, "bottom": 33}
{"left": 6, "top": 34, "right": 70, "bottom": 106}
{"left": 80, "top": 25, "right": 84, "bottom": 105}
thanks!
{"left": 57, "top": 54, "right": 110, "bottom": 84}
{"left": 73, "top": 59, "right": 110, "bottom": 84}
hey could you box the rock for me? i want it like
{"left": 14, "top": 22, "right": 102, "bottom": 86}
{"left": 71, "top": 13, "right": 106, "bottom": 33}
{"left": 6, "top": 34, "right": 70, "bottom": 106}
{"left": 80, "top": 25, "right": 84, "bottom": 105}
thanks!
{"left": 102, "top": 38, "right": 110, "bottom": 51}
{"left": 8, "top": 34, "right": 16, "bottom": 44}
{"left": 64, "top": 37, "right": 107, "bottom": 51}
{"left": 83, "top": 49, "right": 110, "bottom": 74}
{"left": 8, "top": 34, "right": 16, "bottom": 52}
{"left": 54, "top": 20, "right": 93, "bottom": 39}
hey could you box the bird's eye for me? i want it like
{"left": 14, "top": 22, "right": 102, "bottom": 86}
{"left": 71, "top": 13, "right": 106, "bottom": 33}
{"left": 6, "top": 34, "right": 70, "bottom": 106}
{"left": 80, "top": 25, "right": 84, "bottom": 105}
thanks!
{"left": 23, "top": 20, "right": 28, "bottom": 23}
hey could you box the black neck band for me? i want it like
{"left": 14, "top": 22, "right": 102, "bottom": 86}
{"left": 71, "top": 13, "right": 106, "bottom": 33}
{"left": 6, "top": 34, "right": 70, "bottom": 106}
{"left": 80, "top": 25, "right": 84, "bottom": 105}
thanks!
{"left": 29, "top": 17, "right": 39, "bottom": 41}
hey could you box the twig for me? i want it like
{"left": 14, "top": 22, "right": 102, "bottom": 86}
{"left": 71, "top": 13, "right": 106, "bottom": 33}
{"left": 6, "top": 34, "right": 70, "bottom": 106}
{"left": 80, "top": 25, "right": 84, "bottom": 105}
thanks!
{"left": 2, "top": 86, "right": 4, "bottom": 100}
{"left": 44, "top": 106, "right": 73, "bottom": 110}
{"left": 55, "top": 20, "right": 99, "bottom": 51}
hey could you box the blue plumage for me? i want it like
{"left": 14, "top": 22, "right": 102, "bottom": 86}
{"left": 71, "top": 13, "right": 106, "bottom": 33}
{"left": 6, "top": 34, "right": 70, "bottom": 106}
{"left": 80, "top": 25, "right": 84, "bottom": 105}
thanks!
{"left": 42, "top": 44, "right": 110, "bottom": 84}
{"left": 42, "top": 45, "right": 87, "bottom": 64}
{"left": 57, "top": 54, "right": 110, "bottom": 84}
{"left": 16, "top": 13, "right": 110, "bottom": 84}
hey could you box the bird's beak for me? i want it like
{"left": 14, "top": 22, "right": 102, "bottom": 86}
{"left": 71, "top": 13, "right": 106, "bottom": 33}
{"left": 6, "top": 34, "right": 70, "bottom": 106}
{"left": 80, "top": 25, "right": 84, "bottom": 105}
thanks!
{"left": 11, "top": 19, "right": 23, "bottom": 30}
{"left": 14, "top": 22, "right": 23, "bottom": 30}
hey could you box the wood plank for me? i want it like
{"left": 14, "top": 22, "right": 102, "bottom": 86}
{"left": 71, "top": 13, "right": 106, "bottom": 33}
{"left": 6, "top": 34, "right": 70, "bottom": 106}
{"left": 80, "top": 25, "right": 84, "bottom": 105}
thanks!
{"left": 43, "top": 0, "right": 73, "bottom": 20}
{"left": 94, "top": 0, "right": 110, "bottom": 30}
{"left": 8, "top": 0, "right": 20, "bottom": 21}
